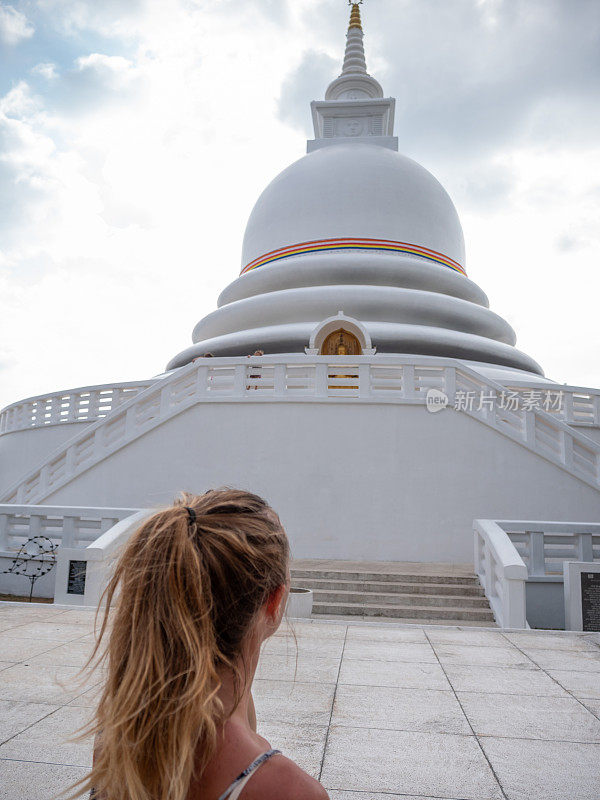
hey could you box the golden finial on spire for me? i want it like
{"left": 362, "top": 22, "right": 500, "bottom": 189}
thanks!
{"left": 348, "top": 1, "right": 363, "bottom": 31}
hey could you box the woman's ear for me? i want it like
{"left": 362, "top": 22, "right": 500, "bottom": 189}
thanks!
{"left": 265, "top": 583, "right": 287, "bottom": 624}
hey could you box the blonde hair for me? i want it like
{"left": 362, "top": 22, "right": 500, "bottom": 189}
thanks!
{"left": 74, "top": 489, "right": 289, "bottom": 800}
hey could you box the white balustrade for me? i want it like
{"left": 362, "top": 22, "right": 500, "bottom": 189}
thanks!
{"left": 473, "top": 519, "right": 528, "bottom": 628}
{"left": 0, "top": 380, "right": 155, "bottom": 434}
{"left": 2, "top": 355, "right": 600, "bottom": 505}
{"left": 496, "top": 521, "right": 600, "bottom": 577}
{"left": 0, "top": 504, "right": 142, "bottom": 552}
{"left": 506, "top": 384, "right": 600, "bottom": 428}
{"left": 54, "top": 509, "right": 153, "bottom": 606}
{"left": 474, "top": 519, "right": 600, "bottom": 628}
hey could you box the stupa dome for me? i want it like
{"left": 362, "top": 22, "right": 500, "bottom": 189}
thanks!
{"left": 242, "top": 143, "right": 466, "bottom": 276}
{"left": 166, "top": 1, "right": 543, "bottom": 378}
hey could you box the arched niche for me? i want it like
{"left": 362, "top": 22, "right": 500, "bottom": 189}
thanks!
{"left": 306, "top": 312, "right": 375, "bottom": 355}
{"left": 321, "top": 328, "right": 362, "bottom": 356}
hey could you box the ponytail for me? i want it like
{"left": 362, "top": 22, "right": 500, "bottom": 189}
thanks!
{"left": 71, "top": 489, "right": 289, "bottom": 800}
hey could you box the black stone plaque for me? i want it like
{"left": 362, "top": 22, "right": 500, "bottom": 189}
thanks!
{"left": 67, "top": 559, "right": 87, "bottom": 595}
{"left": 581, "top": 571, "right": 600, "bottom": 632}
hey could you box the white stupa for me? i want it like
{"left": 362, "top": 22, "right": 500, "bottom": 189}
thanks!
{"left": 1, "top": 3, "right": 599, "bottom": 569}
{"left": 168, "top": 4, "right": 540, "bottom": 380}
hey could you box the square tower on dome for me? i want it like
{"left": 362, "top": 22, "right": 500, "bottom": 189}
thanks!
{"left": 308, "top": 2, "right": 397, "bottom": 152}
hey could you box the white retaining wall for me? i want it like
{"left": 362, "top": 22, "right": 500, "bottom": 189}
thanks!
{"left": 0, "top": 424, "right": 91, "bottom": 496}
{"left": 39, "top": 401, "right": 600, "bottom": 563}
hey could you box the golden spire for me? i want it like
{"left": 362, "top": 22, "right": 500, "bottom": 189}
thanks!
{"left": 348, "top": 1, "right": 363, "bottom": 31}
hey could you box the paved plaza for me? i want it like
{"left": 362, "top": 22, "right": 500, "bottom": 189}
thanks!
{"left": 1, "top": 602, "right": 600, "bottom": 799}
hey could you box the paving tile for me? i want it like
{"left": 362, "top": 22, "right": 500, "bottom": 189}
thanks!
{"left": 547, "top": 669, "right": 600, "bottom": 699}
{"left": 344, "top": 625, "right": 428, "bottom": 644}
{"left": 75, "top": 630, "right": 100, "bottom": 642}
{"left": 519, "top": 647, "right": 600, "bottom": 672}
{"left": 342, "top": 640, "right": 437, "bottom": 663}
{"left": 0, "top": 604, "right": 29, "bottom": 614}
{"left": 503, "top": 631, "right": 600, "bottom": 652}
{"left": 25, "top": 640, "right": 95, "bottom": 669}
{"left": 0, "top": 632, "right": 69, "bottom": 662}
{"left": 480, "top": 737, "right": 600, "bottom": 800}
{"left": 338, "top": 657, "right": 450, "bottom": 690}
{"left": 0, "top": 758, "right": 88, "bottom": 800}
{"left": 332, "top": 684, "right": 471, "bottom": 735}
{"left": 3, "top": 622, "right": 90, "bottom": 643}
{"left": 0, "top": 704, "right": 92, "bottom": 767}
{"left": 258, "top": 719, "right": 327, "bottom": 779}
{"left": 276, "top": 621, "right": 347, "bottom": 640}
{"left": 48, "top": 609, "right": 97, "bottom": 627}
{"left": 3, "top": 604, "right": 600, "bottom": 799}
{"left": 253, "top": 678, "right": 335, "bottom": 726}
{"left": 432, "top": 643, "right": 534, "bottom": 668}
{"left": 580, "top": 698, "right": 600, "bottom": 718}
{"left": 262, "top": 633, "right": 345, "bottom": 659}
{"left": 67, "top": 681, "right": 103, "bottom": 708}
{"left": 0, "top": 700, "right": 59, "bottom": 744}
{"left": 444, "top": 664, "right": 569, "bottom": 697}
{"left": 426, "top": 628, "right": 509, "bottom": 647}
{"left": 0, "top": 616, "right": 53, "bottom": 633}
{"left": 0, "top": 606, "right": 62, "bottom": 621}
{"left": 0, "top": 622, "right": 18, "bottom": 633}
{"left": 0, "top": 602, "right": 60, "bottom": 612}
{"left": 458, "top": 690, "right": 600, "bottom": 742}
{"left": 0, "top": 663, "right": 88, "bottom": 704}
{"left": 320, "top": 726, "right": 503, "bottom": 798}
{"left": 0, "top": 611, "right": 48, "bottom": 626}
{"left": 255, "top": 652, "right": 340, "bottom": 683}
{"left": 328, "top": 794, "right": 457, "bottom": 800}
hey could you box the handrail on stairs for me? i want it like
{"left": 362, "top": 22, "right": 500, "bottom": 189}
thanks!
{"left": 1, "top": 354, "right": 599, "bottom": 505}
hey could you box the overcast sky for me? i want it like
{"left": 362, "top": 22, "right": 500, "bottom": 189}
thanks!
{"left": 1, "top": 0, "right": 599, "bottom": 409}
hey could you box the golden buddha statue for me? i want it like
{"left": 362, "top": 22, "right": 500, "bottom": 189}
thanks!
{"left": 332, "top": 333, "right": 357, "bottom": 387}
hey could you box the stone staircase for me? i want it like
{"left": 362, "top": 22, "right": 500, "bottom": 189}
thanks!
{"left": 291, "top": 562, "right": 495, "bottom": 626}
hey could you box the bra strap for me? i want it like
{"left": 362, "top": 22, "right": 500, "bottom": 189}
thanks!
{"left": 217, "top": 749, "right": 282, "bottom": 800}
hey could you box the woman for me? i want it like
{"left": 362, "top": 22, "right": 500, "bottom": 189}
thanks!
{"left": 77, "top": 489, "right": 329, "bottom": 800}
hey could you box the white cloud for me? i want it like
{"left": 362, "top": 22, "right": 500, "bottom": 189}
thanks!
{"left": 0, "top": 3, "right": 306, "bottom": 406}
{"left": 457, "top": 145, "right": 600, "bottom": 387}
{"left": 0, "top": 3, "right": 34, "bottom": 45}
{"left": 0, "top": 0, "right": 599, "bottom": 409}
{"left": 75, "top": 53, "right": 133, "bottom": 76}
{"left": 35, "top": 0, "right": 146, "bottom": 38}
{"left": 31, "top": 62, "right": 58, "bottom": 80}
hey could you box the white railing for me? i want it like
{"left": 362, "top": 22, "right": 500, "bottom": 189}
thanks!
{"left": 3, "top": 375, "right": 596, "bottom": 436}
{"left": 54, "top": 509, "right": 153, "bottom": 606}
{"left": 0, "top": 380, "right": 155, "bottom": 434}
{"left": 495, "top": 520, "right": 600, "bottom": 577}
{"left": 453, "top": 367, "right": 600, "bottom": 489}
{"left": 2, "top": 355, "right": 600, "bottom": 505}
{"left": 506, "top": 384, "right": 600, "bottom": 428}
{"left": 0, "top": 504, "right": 142, "bottom": 551}
{"left": 474, "top": 519, "right": 528, "bottom": 628}
{"left": 474, "top": 519, "right": 600, "bottom": 628}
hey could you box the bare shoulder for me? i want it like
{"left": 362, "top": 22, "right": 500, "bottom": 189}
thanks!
{"left": 244, "top": 754, "right": 329, "bottom": 800}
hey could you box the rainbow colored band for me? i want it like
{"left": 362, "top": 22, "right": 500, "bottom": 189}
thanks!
{"left": 240, "top": 237, "right": 466, "bottom": 277}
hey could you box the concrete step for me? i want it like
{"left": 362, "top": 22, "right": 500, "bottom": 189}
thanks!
{"left": 310, "top": 588, "right": 490, "bottom": 608}
{"left": 293, "top": 578, "right": 485, "bottom": 597}
{"left": 291, "top": 569, "right": 479, "bottom": 585}
{"left": 312, "top": 613, "right": 497, "bottom": 627}
{"left": 291, "top": 563, "right": 494, "bottom": 624}
{"left": 312, "top": 600, "right": 496, "bottom": 622}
